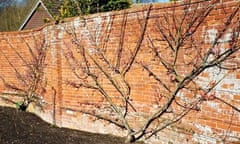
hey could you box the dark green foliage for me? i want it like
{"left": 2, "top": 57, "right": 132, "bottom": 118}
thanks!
{"left": 42, "top": 0, "right": 63, "bottom": 16}
{"left": 59, "top": 0, "right": 80, "bottom": 18}
{"left": 101, "top": 0, "right": 131, "bottom": 12}
{"left": 59, "top": 0, "right": 132, "bottom": 18}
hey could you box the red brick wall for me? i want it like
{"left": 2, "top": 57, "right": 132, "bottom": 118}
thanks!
{"left": 0, "top": 1, "right": 239, "bottom": 143}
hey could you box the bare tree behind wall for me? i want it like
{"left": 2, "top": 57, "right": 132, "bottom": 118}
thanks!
{"left": 63, "top": 0, "right": 240, "bottom": 143}
{"left": 0, "top": 32, "right": 48, "bottom": 111}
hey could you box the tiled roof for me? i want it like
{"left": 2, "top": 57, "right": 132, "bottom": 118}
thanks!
{"left": 0, "top": 0, "right": 63, "bottom": 32}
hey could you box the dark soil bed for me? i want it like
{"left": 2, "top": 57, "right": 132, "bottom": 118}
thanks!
{"left": 0, "top": 106, "right": 142, "bottom": 144}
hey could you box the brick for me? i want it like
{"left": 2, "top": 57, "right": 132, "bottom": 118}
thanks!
{"left": 221, "top": 83, "right": 234, "bottom": 89}
{"left": 233, "top": 95, "right": 240, "bottom": 100}
{"left": 206, "top": 121, "right": 217, "bottom": 128}
{"left": 230, "top": 126, "right": 240, "bottom": 132}
{"left": 236, "top": 73, "right": 240, "bottom": 79}
{"left": 0, "top": 0, "right": 240, "bottom": 143}
{"left": 217, "top": 123, "right": 229, "bottom": 130}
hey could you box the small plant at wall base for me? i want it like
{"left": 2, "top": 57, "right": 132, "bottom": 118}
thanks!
{"left": 0, "top": 33, "right": 48, "bottom": 111}
{"left": 15, "top": 101, "right": 22, "bottom": 110}
{"left": 64, "top": 0, "right": 240, "bottom": 143}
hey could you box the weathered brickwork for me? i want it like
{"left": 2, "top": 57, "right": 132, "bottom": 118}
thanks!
{"left": 0, "top": 0, "right": 239, "bottom": 143}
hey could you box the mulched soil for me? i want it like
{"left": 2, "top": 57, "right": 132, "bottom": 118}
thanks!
{"left": 0, "top": 106, "right": 143, "bottom": 144}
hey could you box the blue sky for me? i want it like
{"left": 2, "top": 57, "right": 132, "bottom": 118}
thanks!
{"left": 0, "top": 0, "right": 26, "bottom": 7}
{"left": 15, "top": 0, "right": 27, "bottom": 5}
{"left": 133, "top": 0, "right": 169, "bottom": 2}
{"left": 15, "top": 0, "right": 24, "bottom": 4}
